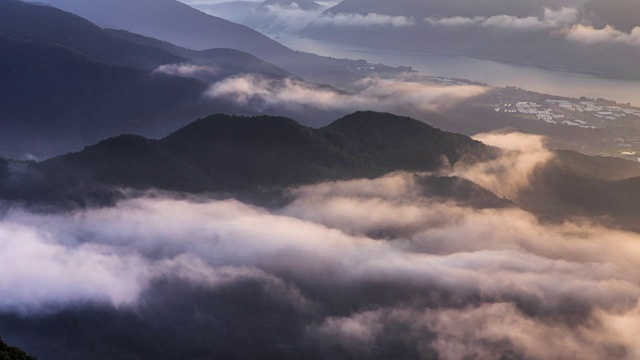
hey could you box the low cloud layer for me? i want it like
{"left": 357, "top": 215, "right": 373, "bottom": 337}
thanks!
{"left": 205, "top": 73, "right": 488, "bottom": 113}
{"left": 565, "top": 24, "right": 640, "bottom": 46}
{"left": 423, "top": 6, "right": 640, "bottom": 48}
{"left": 452, "top": 131, "right": 554, "bottom": 199}
{"left": 3, "top": 133, "right": 640, "bottom": 358}
{"left": 313, "top": 12, "right": 416, "bottom": 27}
{"left": 315, "top": 6, "right": 640, "bottom": 49}
{"left": 154, "top": 63, "right": 222, "bottom": 81}
{"left": 426, "top": 7, "right": 579, "bottom": 31}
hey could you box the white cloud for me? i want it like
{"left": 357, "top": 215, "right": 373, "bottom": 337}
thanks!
{"left": 313, "top": 12, "right": 416, "bottom": 27}
{"left": 565, "top": 24, "right": 640, "bottom": 47}
{"left": 425, "top": 15, "right": 485, "bottom": 27}
{"left": 423, "top": 7, "right": 640, "bottom": 49}
{"left": 153, "top": 63, "right": 222, "bottom": 80}
{"left": 426, "top": 7, "right": 580, "bottom": 31}
{"left": 316, "top": 302, "right": 640, "bottom": 360}
{"left": 483, "top": 14, "right": 549, "bottom": 30}
{"left": 206, "top": 74, "right": 487, "bottom": 112}
{"left": 543, "top": 7, "right": 579, "bottom": 27}
{"left": 451, "top": 131, "right": 554, "bottom": 199}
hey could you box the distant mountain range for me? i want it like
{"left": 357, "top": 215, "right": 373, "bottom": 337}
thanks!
{"left": 0, "top": 0, "right": 298, "bottom": 157}
{"left": 303, "top": 0, "right": 640, "bottom": 80}
{"left": 28, "top": 0, "right": 369, "bottom": 80}
{"left": 0, "top": 0, "right": 417, "bottom": 158}
{"left": 0, "top": 338, "right": 36, "bottom": 360}
{"left": 0, "top": 30, "right": 205, "bottom": 157}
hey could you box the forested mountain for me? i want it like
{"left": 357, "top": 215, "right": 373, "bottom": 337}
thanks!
{"left": 0, "top": 0, "right": 182, "bottom": 69}
{"left": 0, "top": 338, "right": 37, "bottom": 360}
{"left": 2, "top": 110, "right": 640, "bottom": 231}
{"left": 0, "top": 112, "right": 487, "bottom": 204}
{"left": 0, "top": 33, "right": 207, "bottom": 157}
{"left": 0, "top": 0, "right": 304, "bottom": 158}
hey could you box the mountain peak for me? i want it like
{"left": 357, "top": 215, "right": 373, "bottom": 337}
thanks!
{"left": 163, "top": 114, "right": 313, "bottom": 144}
{"left": 324, "top": 111, "right": 438, "bottom": 133}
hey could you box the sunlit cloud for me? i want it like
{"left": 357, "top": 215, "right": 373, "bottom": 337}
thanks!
{"left": 313, "top": 12, "right": 416, "bottom": 27}
{"left": 565, "top": 24, "right": 640, "bottom": 47}
{"left": 205, "top": 74, "right": 487, "bottom": 112}
{"left": 451, "top": 131, "right": 554, "bottom": 199}
{"left": 154, "top": 63, "right": 222, "bottom": 81}
{"left": 425, "top": 7, "right": 580, "bottom": 31}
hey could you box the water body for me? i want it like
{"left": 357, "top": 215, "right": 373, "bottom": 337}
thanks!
{"left": 280, "top": 34, "right": 640, "bottom": 106}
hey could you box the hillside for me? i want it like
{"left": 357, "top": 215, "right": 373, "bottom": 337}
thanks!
{"left": 104, "top": 29, "right": 293, "bottom": 79}
{"left": 5, "top": 109, "right": 640, "bottom": 231}
{"left": 0, "top": 33, "right": 207, "bottom": 157}
{"left": 0, "top": 338, "right": 37, "bottom": 360}
{"left": 0, "top": 0, "right": 182, "bottom": 70}
{"left": 0, "top": 0, "right": 316, "bottom": 157}
{"left": 32, "top": 0, "right": 377, "bottom": 80}
{"left": 0, "top": 112, "right": 488, "bottom": 205}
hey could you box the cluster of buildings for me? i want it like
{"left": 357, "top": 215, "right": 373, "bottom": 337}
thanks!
{"left": 495, "top": 102, "right": 566, "bottom": 124}
{"left": 495, "top": 99, "right": 640, "bottom": 129}
{"left": 546, "top": 100, "right": 640, "bottom": 121}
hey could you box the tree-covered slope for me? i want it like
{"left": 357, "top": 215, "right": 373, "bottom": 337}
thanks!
{"left": 0, "top": 0, "right": 183, "bottom": 70}
{"left": 0, "top": 34, "right": 206, "bottom": 157}
{"left": 0, "top": 338, "right": 37, "bottom": 360}
{"left": 0, "top": 112, "right": 488, "bottom": 205}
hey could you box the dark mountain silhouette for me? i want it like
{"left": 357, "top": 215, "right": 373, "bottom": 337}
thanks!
{"left": 1, "top": 0, "right": 293, "bottom": 77}
{"left": 1, "top": 112, "right": 488, "bottom": 206}
{"left": 3, "top": 110, "right": 640, "bottom": 230}
{"left": 0, "top": 0, "right": 182, "bottom": 70}
{"left": 104, "top": 29, "right": 293, "bottom": 79}
{"left": 31, "top": 0, "right": 377, "bottom": 80}
{"left": 0, "top": 0, "right": 313, "bottom": 158}
{"left": 0, "top": 338, "right": 37, "bottom": 360}
{"left": 4, "top": 112, "right": 488, "bottom": 201}
{"left": 31, "top": 0, "right": 290, "bottom": 53}
{"left": 0, "top": 33, "right": 206, "bottom": 158}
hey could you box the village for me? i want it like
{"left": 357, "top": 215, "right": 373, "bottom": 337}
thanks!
{"left": 495, "top": 99, "right": 640, "bottom": 129}
{"left": 488, "top": 87, "right": 640, "bottom": 161}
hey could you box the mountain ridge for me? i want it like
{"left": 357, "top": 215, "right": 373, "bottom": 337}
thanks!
{"left": 4, "top": 110, "right": 640, "bottom": 232}
{"left": 0, "top": 112, "right": 488, "bottom": 206}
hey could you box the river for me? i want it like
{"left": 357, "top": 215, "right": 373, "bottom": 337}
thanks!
{"left": 278, "top": 34, "right": 640, "bottom": 106}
